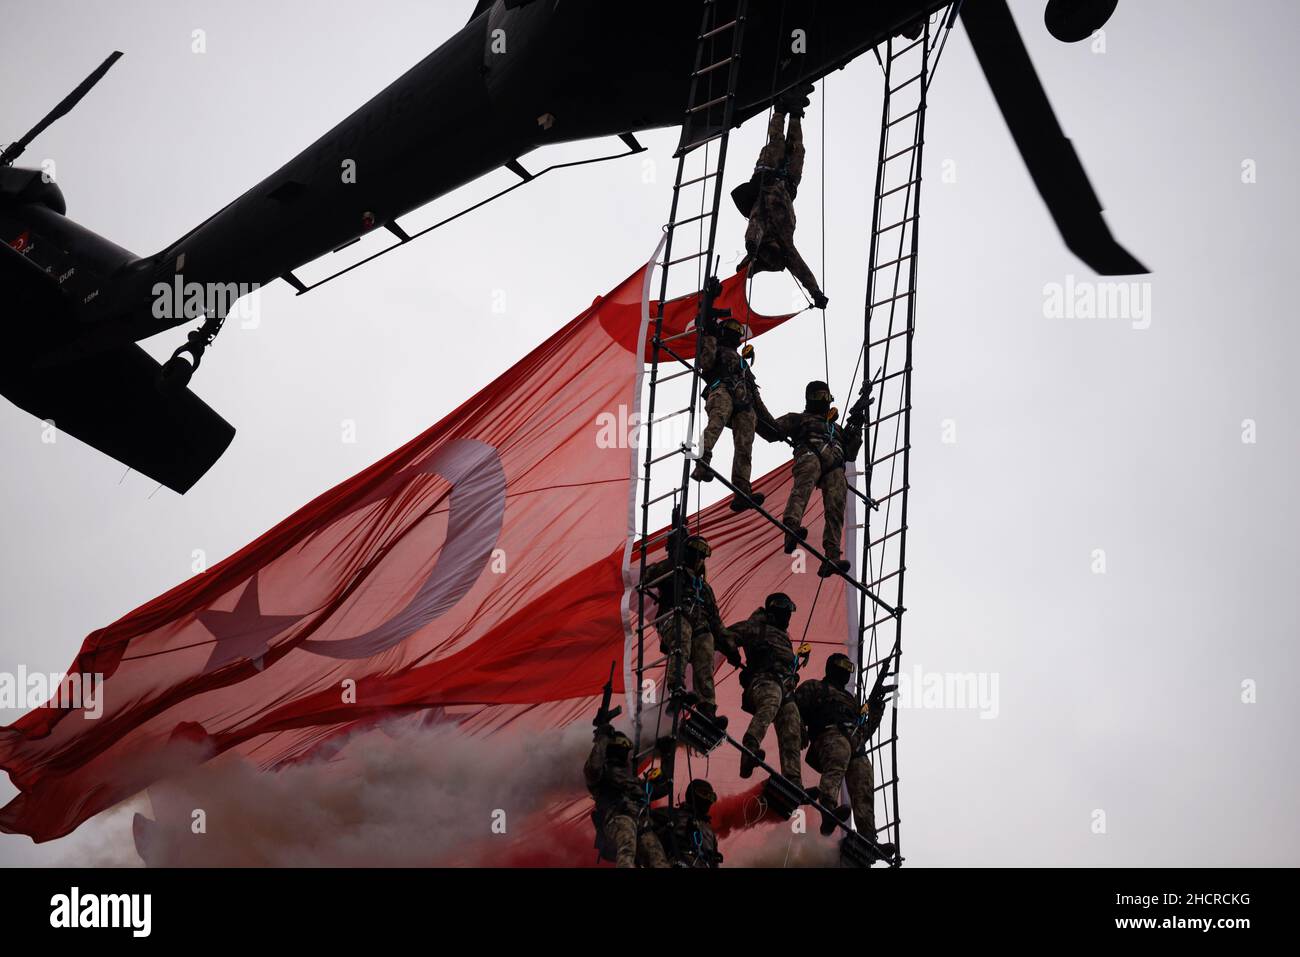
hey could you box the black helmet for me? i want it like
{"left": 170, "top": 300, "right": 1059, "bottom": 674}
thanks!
{"left": 764, "top": 593, "right": 797, "bottom": 615}
{"left": 805, "top": 380, "right": 833, "bottom": 404}
{"left": 764, "top": 592, "right": 796, "bottom": 630}
{"left": 684, "top": 778, "right": 717, "bottom": 814}
{"left": 825, "top": 653, "right": 854, "bottom": 685}
{"left": 684, "top": 535, "right": 711, "bottom": 559}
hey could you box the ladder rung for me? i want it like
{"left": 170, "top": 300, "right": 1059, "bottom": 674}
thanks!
{"left": 870, "top": 446, "right": 909, "bottom": 469}
{"left": 660, "top": 327, "right": 699, "bottom": 344}
{"left": 649, "top": 406, "right": 692, "bottom": 426}
{"left": 875, "top": 214, "right": 918, "bottom": 236}
{"left": 656, "top": 365, "right": 697, "bottom": 385}
{"left": 645, "top": 486, "right": 682, "bottom": 507}
{"left": 883, "top": 143, "right": 919, "bottom": 164}
{"left": 862, "top": 610, "right": 898, "bottom": 630}
{"left": 878, "top": 366, "right": 911, "bottom": 387}
{"left": 663, "top": 249, "right": 710, "bottom": 268}
{"left": 692, "top": 55, "right": 737, "bottom": 79}
{"left": 886, "top": 107, "right": 921, "bottom": 128}
{"left": 865, "top": 735, "right": 896, "bottom": 756}
{"left": 699, "top": 17, "right": 741, "bottom": 40}
{"left": 865, "top": 567, "right": 903, "bottom": 590}
{"left": 890, "top": 36, "right": 925, "bottom": 60}
{"left": 862, "top": 651, "right": 899, "bottom": 673}
{"left": 676, "top": 130, "right": 725, "bottom": 156}
{"left": 873, "top": 252, "right": 915, "bottom": 271}
{"left": 637, "top": 567, "right": 675, "bottom": 591}
{"left": 873, "top": 485, "right": 908, "bottom": 505}
{"left": 870, "top": 290, "right": 914, "bottom": 310}
{"left": 642, "top": 527, "right": 673, "bottom": 550}
{"left": 868, "top": 405, "right": 910, "bottom": 429}
{"left": 868, "top": 327, "right": 910, "bottom": 349}
{"left": 888, "top": 73, "right": 922, "bottom": 95}
{"left": 687, "top": 93, "right": 731, "bottom": 115}
{"left": 667, "top": 209, "right": 714, "bottom": 229}
{"left": 677, "top": 170, "right": 721, "bottom": 189}
{"left": 879, "top": 176, "right": 921, "bottom": 200}
{"left": 865, "top": 526, "right": 906, "bottom": 550}
{"left": 648, "top": 444, "right": 689, "bottom": 466}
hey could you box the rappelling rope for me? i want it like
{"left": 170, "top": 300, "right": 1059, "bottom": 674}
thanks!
{"left": 820, "top": 75, "right": 830, "bottom": 388}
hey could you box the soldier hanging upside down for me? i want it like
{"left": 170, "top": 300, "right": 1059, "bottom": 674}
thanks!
{"left": 690, "top": 278, "right": 767, "bottom": 512}
{"left": 758, "top": 380, "right": 869, "bottom": 578}
{"left": 718, "top": 593, "right": 805, "bottom": 783}
{"left": 733, "top": 82, "right": 828, "bottom": 309}
{"left": 641, "top": 778, "right": 723, "bottom": 868}
{"left": 640, "top": 533, "right": 731, "bottom": 726}
{"left": 583, "top": 726, "right": 675, "bottom": 868}
{"left": 793, "top": 653, "right": 896, "bottom": 859}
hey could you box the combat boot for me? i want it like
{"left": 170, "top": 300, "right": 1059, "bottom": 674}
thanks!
{"left": 690, "top": 452, "right": 713, "bottom": 482}
{"left": 818, "top": 557, "right": 850, "bottom": 578}
{"left": 729, "top": 489, "right": 765, "bottom": 512}
{"left": 695, "top": 701, "right": 728, "bottom": 732}
{"left": 819, "top": 803, "right": 851, "bottom": 836}
{"left": 783, "top": 526, "right": 808, "bottom": 554}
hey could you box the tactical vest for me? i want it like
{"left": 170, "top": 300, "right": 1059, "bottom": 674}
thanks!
{"left": 755, "top": 160, "right": 796, "bottom": 199}
{"left": 652, "top": 564, "right": 709, "bottom": 617}
{"left": 803, "top": 680, "right": 859, "bottom": 738}
{"left": 701, "top": 345, "right": 753, "bottom": 411}
{"left": 655, "top": 808, "right": 721, "bottom": 868}
{"left": 744, "top": 623, "right": 798, "bottom": 683}
{"left": 591, "top": 761, "right": 650, "bottom": 822}
{"left": 793, "top": 413, "right": 847, "bottom": 469}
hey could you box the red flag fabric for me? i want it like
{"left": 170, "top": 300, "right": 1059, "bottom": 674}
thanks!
{"left": 1, "top": 257, "right": 813, "bottom": 848}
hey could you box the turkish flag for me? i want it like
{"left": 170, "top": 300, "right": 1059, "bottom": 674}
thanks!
{"left": 1, "top": 256, "right": 821, "bottom": 848}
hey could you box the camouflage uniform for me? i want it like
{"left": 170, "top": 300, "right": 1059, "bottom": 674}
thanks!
{"left": 720, "top": 608, "right": 804, "bottom": 781}
{"left": 644, "top": 805, "right": 722, "bottom": 868}
{"left": 760, "top": 410, "right": 863, "bottom": 564}
{"left": 642, "top": 558, "right": 728, "bottom": 709}
{"left": 793, "top": 677, "right": 880, "bottom": 837}
{"left": 583, "top": 730, "right": 671, "bottom": 868}
{"left": 740, "top": 111, "right": 825, "bottom": 303}
{"left": 695, "top": 324, "right": 760, "bottom": 496}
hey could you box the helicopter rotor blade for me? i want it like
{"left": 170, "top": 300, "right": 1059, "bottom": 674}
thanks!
{"left": 961, "top": 1, "right": 1147, "bottom": 275}
{"left": 0, "top": 50, "right": 123, "bottom": 167}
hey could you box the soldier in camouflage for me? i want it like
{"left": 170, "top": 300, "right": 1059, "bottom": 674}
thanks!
{"left": 640, "top": 533, "right": 731, "bottom": 725}
{"left": 733, "top": 82, "right": 828, "bottom": 309}
{"left": 690, "top": 282, "right": 766, "bottom": 513}
{"left": 793, "top": 653, "right": 895, "bottom": 858}
{"left": 583, "top": 726, "right": 675, "bottom": 867}
{"left": 641, "top": 778, "right": 723, "bottom": 868}
{"left": 718, "top": 593, "right": 805, "bottom": 783}
{"left": 758, "top": 380, "right": 865, "bottom": 578}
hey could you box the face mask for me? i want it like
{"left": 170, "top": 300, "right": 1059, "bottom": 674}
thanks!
{"left": 807, "top": 399, "right": 830, "bottom": 415}
{"left": 721, "top": 328, "right": 742, "bottom": 348}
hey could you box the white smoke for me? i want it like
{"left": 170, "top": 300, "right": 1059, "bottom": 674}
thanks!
{"left": 69, "top": 718, "right": 597, "bottom": 867}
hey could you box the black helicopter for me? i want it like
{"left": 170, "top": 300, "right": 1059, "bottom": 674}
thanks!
{"left": 0, "top": 0, "right": 1136, "bottom": 493}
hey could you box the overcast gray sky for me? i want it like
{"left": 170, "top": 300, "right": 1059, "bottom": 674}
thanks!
{"left": 1, "top": 0, "right": 1297, "bottom": 866}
